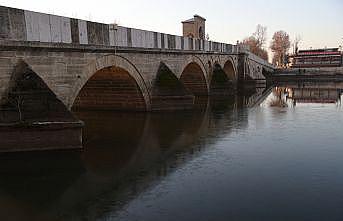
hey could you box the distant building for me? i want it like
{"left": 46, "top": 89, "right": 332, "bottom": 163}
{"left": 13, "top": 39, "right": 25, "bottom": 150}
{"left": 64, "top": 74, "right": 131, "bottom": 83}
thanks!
{"left": 182, "top": 15, "right": 206, "bottom": 39}
{"left": 287, "top": 87, "right": 341, "bottom": 104}
{"left": 289, "top": 48, "right": 342, "bottom": 68}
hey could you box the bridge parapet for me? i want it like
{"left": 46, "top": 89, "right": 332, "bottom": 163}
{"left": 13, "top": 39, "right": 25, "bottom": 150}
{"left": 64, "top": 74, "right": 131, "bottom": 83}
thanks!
{"left": 0, "top": 5, "right": 241, "bottom": 54}
{"left": 247, "top": 52, "right": 274, "bottom": 70}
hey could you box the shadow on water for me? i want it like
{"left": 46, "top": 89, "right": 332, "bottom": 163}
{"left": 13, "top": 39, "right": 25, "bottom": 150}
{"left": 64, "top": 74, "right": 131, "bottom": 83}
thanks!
{"left": 0, "top": 89, "right": 266, "bottom": 221}
{"left": 0, "top": 151, "right": 85, "bottom": 221}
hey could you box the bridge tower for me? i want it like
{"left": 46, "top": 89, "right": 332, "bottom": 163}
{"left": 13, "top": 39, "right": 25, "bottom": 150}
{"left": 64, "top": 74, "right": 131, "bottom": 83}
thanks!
{"left": 182, "top": 15, "right": 206, "bottom": 39}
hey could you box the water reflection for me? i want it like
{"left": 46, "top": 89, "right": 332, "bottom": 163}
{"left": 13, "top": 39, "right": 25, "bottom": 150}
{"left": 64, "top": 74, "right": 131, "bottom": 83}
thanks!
{"left": 0, "top": 82, "right": 342, "bottom": 221}
{"left": 0, "top": 92, "right": 255, "bottom": 221}
{"left": 263, "top": 82, "right": 343, "bottom": 108}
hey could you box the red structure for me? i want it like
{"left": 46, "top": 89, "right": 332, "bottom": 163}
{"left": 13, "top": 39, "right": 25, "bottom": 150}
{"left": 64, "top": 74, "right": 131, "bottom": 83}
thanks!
{"left": 289, "top": 48, "right": 342, "bottom": 68}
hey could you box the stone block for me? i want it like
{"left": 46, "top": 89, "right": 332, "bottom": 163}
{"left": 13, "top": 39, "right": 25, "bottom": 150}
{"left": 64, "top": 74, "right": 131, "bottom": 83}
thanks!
{"left": 0, "top": 51, "right": 16, "bottom": 58}
{"left": 25, "top": 11, "right": 40, "bottom": 41}
{"left": 184, "top": 37, "right": 189, "bottom": 50}
{"left": 195, "top": 39, "right": 200, "bottom": 50}
{"left": 161, "top": 33, "right": 165, "bottom": 48}
{"left": 156, "top": 33, "right": 161, "bottom": 48}
{"left": 8, "top": 8, "right": 26, "bottom": 41}
{"left": 167, "top": 35, "right": 176, "bottom": 49}
{"left": 115, "top": 26, "right": 127, "bottom": 47}
{"left": 50, "top": 15, "right": 62, "bottom": 42}
{"left": 15, "top": 51, "right": 25, "bottom": 57}
{"left": 126, "top": 28, "right": 132, "bottom": 47}
{"left": 38, "top": 13, "right": 51, "bottom": 42}
{"left": 61, "top": 17, "right": 72, "bottom": 43}
{"left": 131, "top": 29, "right": 143, "bottom": 48}
{"left": 164, "top": 34, "right": 168, "bottom": 49}
{"left": 87, "top": 21, "right": 104, "bottom": 45}
{"left": 0, "top": 7, "right": 10, "bottom": 39}
{"left": 65, "top": 57, "right": 87, "bottom": 65}
{"left": 0, "top": 58, "right": 13, "bottom": 68}
{"left": 48, "top": 52, "right": 65, "bottom": 57}
{"left": 188, "top": 38, "right": 194, "bottom": 50}
{"left": 103, "top": 24, "right": 109, "bottom": 46}
{"left": 24, "top": 50, "right": 49, "bottom": 57}
{"left": 78, "top": 20, "right": 88, "bottom": 44}
{"left": 70, "top": 18, "right": 79, "bottom": 44}
{"left": 109, "top": 25, "right": 115, "bottom": 46}
{"left": 145, "top": 31, "right": 154, "bottom": 48}
{"left": 175, "top": 36, "right": 182, "bottom": 50}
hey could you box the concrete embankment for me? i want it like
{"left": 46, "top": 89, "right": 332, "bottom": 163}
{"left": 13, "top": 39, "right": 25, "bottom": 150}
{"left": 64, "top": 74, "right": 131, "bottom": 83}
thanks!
{"left": 268, "top": 67, "right": 343, "bottom": 83}
{"left": 0, "top": 121, "right": 83, "bottom": 153}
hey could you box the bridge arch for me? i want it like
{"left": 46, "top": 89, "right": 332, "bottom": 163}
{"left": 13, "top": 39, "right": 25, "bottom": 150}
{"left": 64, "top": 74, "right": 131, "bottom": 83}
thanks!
{"left": 180, "top": 61, "right": 208, "bottom": 96}
{"left": 152, "top": 62, "right": 187, "bottom": 96}
{"left": 151, "top": 62, "right": 194, "bottom": 110}
{"left": 245, "top": 62, "right": 252, "bottom": 79}
{"left": 222, "top": 58, "right": 237, "bottom": 82}
{"left": 178, "top": 56, "right": 208, "bottom": 78}
{"left": 209, "top": 63, "right": 235, "bottom": 96}
{"left": 70, "top": 55, "right": 150, "bottom": 111}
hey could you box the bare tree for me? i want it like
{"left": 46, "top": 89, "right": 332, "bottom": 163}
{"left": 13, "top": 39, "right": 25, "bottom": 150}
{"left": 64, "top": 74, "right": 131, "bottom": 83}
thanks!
{"left": 270, "top": 31, "right": 291, "bottom": 67}
{"left": 242, "top": 24, "right": 268, "bottom": 61}
{"left": 292, "top": 35, "right": 302, "bottom": 54}
{"left": 243, "top": 37, "right": 268, "bottom": 60}
{"left": 253, "top": 24, "right": 267, "bottom": 49}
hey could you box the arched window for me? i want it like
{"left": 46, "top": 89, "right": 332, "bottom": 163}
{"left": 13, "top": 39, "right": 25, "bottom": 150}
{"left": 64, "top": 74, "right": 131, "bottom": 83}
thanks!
{"left": 187, "top": 33, "right": 194, "bottom": 38}
{"left": 199, "top": 27, "right": 204, "bottom": 39}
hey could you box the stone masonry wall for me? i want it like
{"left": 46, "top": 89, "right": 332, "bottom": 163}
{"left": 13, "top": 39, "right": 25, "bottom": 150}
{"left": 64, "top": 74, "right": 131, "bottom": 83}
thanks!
{"left": 0, "top": 45, "right": 246, "bottom": 111}
{"left": 0, "top": 5, "right": 238, "bottom": 53}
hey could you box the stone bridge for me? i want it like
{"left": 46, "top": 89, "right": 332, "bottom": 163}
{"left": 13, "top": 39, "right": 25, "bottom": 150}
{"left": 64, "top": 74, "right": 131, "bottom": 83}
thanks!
{"left": 0, "top": 5, "right": 275, "bottom": 111}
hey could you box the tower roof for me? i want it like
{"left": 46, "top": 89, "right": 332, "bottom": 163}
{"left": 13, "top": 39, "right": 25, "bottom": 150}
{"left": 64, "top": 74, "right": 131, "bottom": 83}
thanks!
{"left": 182, "top": 15, "right": 206, "bottom": 23}
{"left": 194, "top": 14, "right": 206, "bottom": 21}
{"left": 182, "top": 18, "right": 195, "bottom": 23}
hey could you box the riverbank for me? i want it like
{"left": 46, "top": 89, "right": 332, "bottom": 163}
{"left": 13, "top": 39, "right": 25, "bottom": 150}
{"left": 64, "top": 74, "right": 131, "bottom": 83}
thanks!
{"left": 268, "top": 67, "right": 343, "bottom": 83}
{"left": 0, "top": 120, "right": 83, "bottom": 153}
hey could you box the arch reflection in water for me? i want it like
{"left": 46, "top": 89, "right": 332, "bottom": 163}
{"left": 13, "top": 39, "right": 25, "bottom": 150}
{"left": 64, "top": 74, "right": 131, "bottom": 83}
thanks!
{"left": 0, "top": 91, "right": 262, "bottom": 221}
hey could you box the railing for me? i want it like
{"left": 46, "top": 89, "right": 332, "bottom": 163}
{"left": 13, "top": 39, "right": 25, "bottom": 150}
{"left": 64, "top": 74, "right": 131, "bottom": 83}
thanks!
{"left": 247, "top": 52, "right": 274, "bottom": 68}
{"left": 0, "top": 6, "right": 241, "bottom": 54}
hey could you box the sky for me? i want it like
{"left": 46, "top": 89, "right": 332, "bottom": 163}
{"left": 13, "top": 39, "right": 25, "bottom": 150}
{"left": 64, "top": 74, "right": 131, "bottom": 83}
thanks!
{"left": 1, "top": 0, "right": 342, "bottom": 53}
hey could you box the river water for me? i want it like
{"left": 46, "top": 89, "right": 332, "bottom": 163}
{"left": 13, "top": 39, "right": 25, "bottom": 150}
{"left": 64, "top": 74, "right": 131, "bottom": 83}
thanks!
{"left": 0, "top": 83, "right": 343, "bottom": 221}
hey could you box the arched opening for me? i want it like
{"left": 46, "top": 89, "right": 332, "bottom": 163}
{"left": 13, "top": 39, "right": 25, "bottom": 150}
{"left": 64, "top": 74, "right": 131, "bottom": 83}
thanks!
{"left": 180, "top": 62, "right": 208, "bottom": 109}
{"left": 223, "top": 60, "right": 236, "bottom": 82}
{"left": 210, "top": 64, "right": 235, "bottom": 96}
{"left": 180, "top": 62, "right": 208, "bottom": 96}
{"left": 199, "top": 27, "right": 204, "bottom": 39}
{"left": 187, "top": 33, "right": 194, "bottom": 38}
{"left": 72, "top": 66, "right": 146, "bottom": 111}
{"left": 151, "top": 63, "right": 194, "bottom": 111}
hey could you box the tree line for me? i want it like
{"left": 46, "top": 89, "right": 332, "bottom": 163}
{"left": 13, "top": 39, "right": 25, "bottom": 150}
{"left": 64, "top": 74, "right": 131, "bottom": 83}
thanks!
{"left": 241, "top": 25, "right": 298, "bottom": 68}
